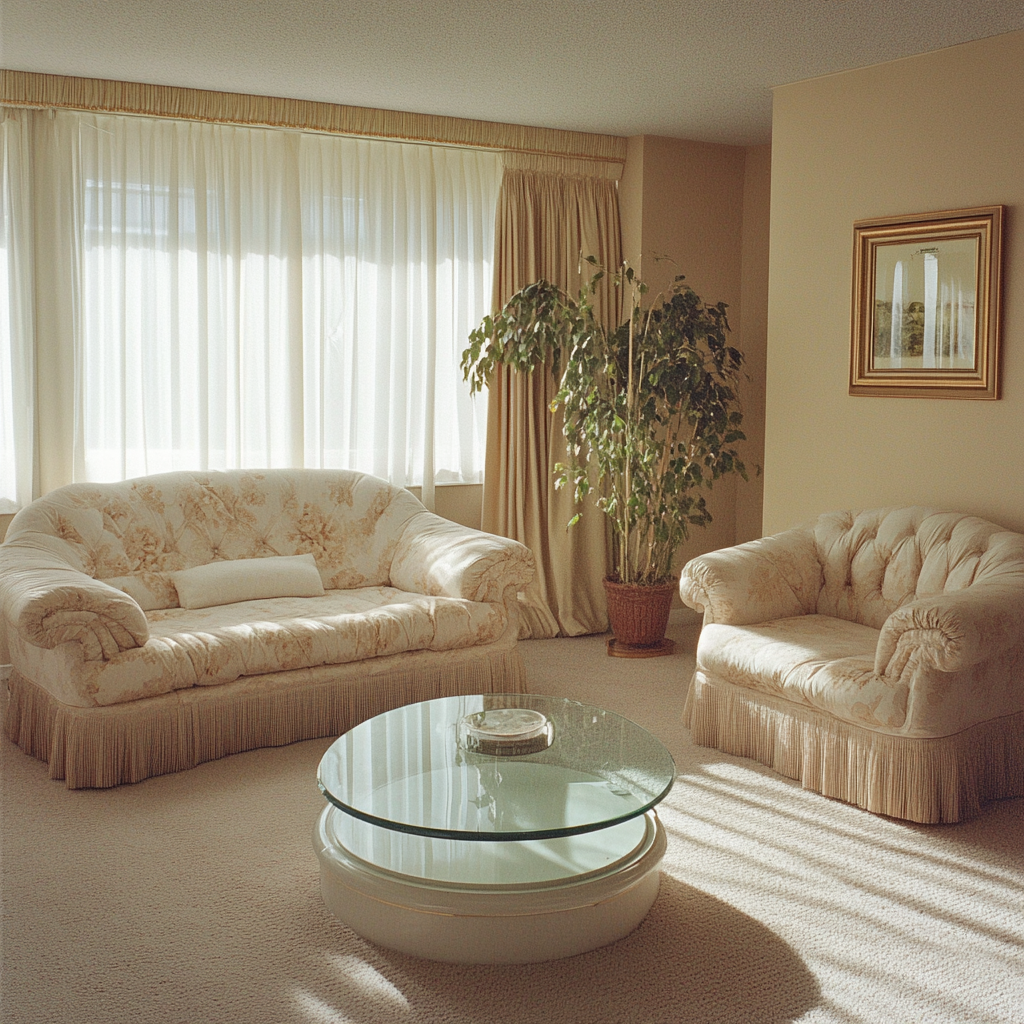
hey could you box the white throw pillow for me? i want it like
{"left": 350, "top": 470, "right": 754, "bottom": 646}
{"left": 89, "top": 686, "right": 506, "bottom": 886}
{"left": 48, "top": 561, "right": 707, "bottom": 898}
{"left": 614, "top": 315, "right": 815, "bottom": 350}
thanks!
{"left": 173, "top": 554, "right": 325, "bottom": 610}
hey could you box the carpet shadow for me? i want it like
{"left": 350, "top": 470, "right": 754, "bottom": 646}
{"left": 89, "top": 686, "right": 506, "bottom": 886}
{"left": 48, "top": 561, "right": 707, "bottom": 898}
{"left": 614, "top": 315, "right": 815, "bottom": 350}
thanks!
{"left": 321, "top": 874, "right": 820, "bottom": 1024}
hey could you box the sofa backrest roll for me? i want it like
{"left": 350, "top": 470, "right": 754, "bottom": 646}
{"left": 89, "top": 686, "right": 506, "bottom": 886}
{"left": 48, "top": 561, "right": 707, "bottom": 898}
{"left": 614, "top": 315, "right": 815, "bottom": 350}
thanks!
{"left": 3, "top": 469, "right": 425, "bottom": 610}
{"left": 811, "top": 506, "right": 1024, "bottom": 629}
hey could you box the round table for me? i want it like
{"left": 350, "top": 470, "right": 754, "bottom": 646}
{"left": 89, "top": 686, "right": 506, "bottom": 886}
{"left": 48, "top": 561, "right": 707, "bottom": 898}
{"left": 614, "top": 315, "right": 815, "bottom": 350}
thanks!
{"left": 313, "top": 693, "right": 676, "bottom": 963}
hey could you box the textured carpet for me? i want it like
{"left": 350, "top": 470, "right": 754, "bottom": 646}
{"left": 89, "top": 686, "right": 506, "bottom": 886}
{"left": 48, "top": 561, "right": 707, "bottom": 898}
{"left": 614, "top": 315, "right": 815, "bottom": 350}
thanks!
{"left": 2, "top": 614, "right": 1022, "bottom": 1024}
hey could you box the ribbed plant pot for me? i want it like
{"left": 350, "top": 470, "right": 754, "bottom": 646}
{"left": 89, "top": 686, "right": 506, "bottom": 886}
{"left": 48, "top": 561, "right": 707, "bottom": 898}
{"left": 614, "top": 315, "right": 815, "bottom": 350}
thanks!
{"left": 603, "top": 577, "right": 677, "bottom": 659}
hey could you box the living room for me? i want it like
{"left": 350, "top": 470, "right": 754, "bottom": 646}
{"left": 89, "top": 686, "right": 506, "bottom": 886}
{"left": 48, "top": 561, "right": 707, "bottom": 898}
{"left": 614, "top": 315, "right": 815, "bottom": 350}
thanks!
{"left": 2, "top": 3, "right": 1023, "bottom": 1022}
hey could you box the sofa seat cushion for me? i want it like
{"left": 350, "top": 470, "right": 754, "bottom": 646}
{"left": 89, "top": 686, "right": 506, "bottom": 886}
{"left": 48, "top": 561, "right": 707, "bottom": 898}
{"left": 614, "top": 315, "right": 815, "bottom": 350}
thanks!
{"left": 12, "top": 587, "right": 508, "bottom": 708}
{"left": 697, "top": 614, "right": 912, "bottom": 732}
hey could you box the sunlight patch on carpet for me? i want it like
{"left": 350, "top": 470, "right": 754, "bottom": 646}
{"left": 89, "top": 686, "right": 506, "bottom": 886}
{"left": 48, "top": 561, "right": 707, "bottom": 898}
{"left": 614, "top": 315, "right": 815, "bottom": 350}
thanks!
{"left": 653, "top": 760, "right": 1024, "bottom": 1024}
{"left": 293, "top": 954, "right": 411, "bottom": 1023}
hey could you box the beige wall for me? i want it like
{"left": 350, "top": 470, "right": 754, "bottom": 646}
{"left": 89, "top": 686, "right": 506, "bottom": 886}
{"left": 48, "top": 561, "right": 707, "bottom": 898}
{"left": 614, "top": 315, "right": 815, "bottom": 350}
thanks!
{"left": 618, "top": 135, "right": 646, "bottom": 274}
{"left": 737, "top": 144, "right": 771, "bottom": 543}
{"left": 409, "top": 484, "right": 482, "bottom": 529}
{"left": 620, "top": 135, "right": 771, "bottom": 564}
{"left": 764, "top": 30, "right": 1024, "bottom": 535}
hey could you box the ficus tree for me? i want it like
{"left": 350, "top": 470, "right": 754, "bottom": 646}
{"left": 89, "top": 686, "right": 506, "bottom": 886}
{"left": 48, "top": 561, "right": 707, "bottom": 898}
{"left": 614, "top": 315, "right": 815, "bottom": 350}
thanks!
{"left": 462, "top": 258, "right": 747, "bottom": 586}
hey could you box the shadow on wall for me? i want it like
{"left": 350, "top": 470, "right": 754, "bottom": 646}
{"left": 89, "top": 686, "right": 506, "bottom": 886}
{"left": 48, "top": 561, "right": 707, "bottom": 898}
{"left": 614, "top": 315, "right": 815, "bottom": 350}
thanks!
{"left": 303, "top": 874, "right": 821, "bottom": 1024}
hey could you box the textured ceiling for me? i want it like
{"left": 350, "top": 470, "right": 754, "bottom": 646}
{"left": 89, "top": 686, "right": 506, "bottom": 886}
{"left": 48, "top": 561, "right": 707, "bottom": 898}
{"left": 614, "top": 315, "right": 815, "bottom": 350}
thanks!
{"left": 2, "top": 0, "right": 1023, "bottom": 145}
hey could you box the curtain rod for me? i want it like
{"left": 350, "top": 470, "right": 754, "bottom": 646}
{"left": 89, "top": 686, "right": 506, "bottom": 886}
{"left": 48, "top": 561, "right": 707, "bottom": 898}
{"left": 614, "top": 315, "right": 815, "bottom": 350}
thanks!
{"left": 1, "top": 70, "right": 628, "bottom": 166}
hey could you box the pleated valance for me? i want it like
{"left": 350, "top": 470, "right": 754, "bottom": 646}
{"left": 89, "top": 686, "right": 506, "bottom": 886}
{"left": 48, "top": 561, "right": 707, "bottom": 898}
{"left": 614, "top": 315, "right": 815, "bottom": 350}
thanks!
{"left": 0, "top": 69, "right": 626, "bottom": 170}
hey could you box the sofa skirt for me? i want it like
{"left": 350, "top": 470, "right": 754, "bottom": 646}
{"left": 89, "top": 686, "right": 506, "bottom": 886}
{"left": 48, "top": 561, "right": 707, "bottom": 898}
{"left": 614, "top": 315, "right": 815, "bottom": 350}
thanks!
{"left": 5, "top": 644, "right": 527, "bottom": 789}
{"left": 684, "top": 670, "right": 1024, "bottom": 824}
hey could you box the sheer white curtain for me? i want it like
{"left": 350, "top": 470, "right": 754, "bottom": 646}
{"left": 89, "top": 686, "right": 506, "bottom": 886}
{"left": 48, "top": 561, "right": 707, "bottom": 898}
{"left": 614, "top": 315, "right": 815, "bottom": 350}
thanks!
{"left": 1, "top": 108, "right": 500, "bottom": 509}
{"left": 0, "top": 110, "right": 36, "bottom": 512}
{"left": 300, "top": 135, "right": 498, "bottom": 508}
{"left": 75, "top": 113, "right": 310, "bottom": 480}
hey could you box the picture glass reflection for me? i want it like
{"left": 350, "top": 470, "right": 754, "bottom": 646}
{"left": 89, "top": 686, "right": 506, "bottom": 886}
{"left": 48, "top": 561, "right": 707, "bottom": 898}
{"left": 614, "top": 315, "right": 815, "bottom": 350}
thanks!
{"left": 871, "top": 236, "right": 978, "bottom": 371}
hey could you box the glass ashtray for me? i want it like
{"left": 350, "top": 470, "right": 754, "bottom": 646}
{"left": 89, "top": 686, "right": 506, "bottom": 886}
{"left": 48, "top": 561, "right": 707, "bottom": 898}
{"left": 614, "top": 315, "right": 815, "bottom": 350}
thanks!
{"left": 458, "top": 708, "right": 554, "bottom": 757}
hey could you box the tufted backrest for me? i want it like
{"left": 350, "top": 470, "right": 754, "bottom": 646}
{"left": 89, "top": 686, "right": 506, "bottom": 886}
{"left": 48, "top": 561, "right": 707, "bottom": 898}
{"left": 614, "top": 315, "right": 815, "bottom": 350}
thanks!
{"left": 812, "top": 506, "right": 1024, "bottom": 629}
{"left": 3, "top": 469, "right": 426, "bottom": 609}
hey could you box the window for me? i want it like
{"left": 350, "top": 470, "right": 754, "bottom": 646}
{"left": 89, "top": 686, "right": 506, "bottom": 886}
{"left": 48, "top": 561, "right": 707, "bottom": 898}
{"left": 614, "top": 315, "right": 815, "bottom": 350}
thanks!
{"left": 1, "top": 109, "right": 502, "bottom": 509}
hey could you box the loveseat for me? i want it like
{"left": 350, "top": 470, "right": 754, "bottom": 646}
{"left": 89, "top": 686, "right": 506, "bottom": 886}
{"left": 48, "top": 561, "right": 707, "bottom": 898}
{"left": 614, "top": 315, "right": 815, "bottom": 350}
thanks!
{"left": 0, "top": 469, "right": 535, "bottom": 788}
{"left": 679, "top": 507, "right": 1024, "bottom": 823}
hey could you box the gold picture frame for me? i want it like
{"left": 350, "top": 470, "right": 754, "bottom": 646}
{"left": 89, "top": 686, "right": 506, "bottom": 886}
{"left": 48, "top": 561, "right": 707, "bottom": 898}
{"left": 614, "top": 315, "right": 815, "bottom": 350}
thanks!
{"left": 850, "top": 206, "right": 1004, "bottom": 399}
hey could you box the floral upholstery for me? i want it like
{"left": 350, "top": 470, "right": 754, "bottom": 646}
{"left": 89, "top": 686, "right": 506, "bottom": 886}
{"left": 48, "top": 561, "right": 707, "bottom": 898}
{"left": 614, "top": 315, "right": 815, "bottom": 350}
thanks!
{"left": 679, "top": 507, "right": 1024, "bottom": 739}
{"left": 0, "top": 470, "right": 535, "bottom": 709}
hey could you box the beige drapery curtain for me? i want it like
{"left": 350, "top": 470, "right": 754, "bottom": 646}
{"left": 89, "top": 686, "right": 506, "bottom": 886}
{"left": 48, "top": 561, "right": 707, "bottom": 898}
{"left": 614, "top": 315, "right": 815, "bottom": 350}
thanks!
{"left": 484, "top": 157, "right": 623, "bottom": 638}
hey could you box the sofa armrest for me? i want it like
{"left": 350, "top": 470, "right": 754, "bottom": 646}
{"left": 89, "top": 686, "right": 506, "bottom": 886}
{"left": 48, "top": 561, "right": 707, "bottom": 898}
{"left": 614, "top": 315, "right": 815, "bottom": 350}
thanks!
{"left": 390, "top": 512, "right": 535, "bottom": 604}
{"left": 679, "top": 527, "right": 823, "bottom": 626}
{"left": 0, "top": 545, "right": 149, "bottom": 661}
{"left": 876, "top": 580, "right": 1024, "bottom": 678}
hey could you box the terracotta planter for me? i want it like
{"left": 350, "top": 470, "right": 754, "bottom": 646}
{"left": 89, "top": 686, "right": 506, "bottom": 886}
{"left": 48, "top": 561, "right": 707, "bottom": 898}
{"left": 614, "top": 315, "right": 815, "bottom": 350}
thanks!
{"left": 603, "top": 577, "right": 677, "bottom": 658}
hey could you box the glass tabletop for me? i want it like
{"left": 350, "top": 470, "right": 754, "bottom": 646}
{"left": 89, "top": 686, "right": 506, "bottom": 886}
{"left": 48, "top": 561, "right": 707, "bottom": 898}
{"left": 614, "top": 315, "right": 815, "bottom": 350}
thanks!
{"left": 317, "top": 694, "right": 676, "bottom": 841}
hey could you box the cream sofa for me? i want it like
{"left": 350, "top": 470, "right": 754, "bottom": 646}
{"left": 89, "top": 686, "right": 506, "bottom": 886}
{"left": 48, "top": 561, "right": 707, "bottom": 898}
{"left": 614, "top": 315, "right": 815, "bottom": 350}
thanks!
{"left": 679, "top": 507, "right": 1024, "bottom": 823}
{"left": 0, "top": 469, "right": 534, "bottom": 788}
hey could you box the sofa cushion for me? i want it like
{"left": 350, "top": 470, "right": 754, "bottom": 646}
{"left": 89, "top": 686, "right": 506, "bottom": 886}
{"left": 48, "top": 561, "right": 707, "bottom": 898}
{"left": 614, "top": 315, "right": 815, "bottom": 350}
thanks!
{"left": 812, "top": 507, "right": 1021, "bottom": 629}
{"left": 696, "top": 614, "right": 912, "bottom": 732}
{"left": 12, "top": 469, "right": 427, "bottom": 609}
{"left": 172, "top": 554, "right": 325, "bottom": 609}
{"left": 10, "top": 587, "right": 509, "bottom": 708}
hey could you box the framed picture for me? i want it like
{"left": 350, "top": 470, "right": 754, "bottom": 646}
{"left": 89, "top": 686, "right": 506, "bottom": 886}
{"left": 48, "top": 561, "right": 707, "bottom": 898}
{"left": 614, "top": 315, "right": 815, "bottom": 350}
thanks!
{"left": 850, "top": 206, "right": 1004, "bottom": 399}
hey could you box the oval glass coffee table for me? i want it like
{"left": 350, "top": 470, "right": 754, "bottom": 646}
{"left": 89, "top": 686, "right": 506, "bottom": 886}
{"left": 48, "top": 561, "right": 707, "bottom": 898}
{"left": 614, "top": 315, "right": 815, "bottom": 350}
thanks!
{"left": 313, "top": 693, "right": 676, "bottom": 963}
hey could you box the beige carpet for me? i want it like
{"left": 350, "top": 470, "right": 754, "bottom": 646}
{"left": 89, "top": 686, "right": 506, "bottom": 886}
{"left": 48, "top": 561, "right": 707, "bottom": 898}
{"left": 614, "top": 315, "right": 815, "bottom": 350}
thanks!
{"left": 2, "top": 614, "right": 1022, "bottom": 1024}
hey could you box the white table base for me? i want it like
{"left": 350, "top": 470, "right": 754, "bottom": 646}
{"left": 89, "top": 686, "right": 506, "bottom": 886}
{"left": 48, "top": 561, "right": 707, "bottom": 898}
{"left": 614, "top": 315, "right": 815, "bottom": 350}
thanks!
{"left": 313, "top": 805, "right": 666, "bottom": 964}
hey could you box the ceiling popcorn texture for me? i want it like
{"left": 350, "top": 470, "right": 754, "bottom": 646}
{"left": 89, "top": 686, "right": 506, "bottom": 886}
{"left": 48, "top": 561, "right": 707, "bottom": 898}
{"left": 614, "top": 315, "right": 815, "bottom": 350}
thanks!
{"left": 2, "top": 0, "right": 1023, "bottom": 144}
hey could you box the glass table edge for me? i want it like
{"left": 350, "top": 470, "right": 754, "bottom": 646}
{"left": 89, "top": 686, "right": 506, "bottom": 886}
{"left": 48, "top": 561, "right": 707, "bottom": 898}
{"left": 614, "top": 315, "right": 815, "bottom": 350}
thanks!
{"left": 317, "top": 769, "right": 677, "bottom": 843}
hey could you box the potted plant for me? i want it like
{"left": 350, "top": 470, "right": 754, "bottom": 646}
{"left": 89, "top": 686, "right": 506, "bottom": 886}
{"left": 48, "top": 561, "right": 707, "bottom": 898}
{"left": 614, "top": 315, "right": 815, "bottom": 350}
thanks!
{"left": 462, "top": 258, "right": 747, "bottom": 657}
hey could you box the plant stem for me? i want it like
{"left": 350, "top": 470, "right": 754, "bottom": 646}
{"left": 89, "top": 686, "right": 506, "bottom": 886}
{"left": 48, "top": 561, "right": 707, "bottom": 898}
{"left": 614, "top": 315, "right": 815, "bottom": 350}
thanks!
{"left": 622, "top": 291, "right": 636, "bottom": 584}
